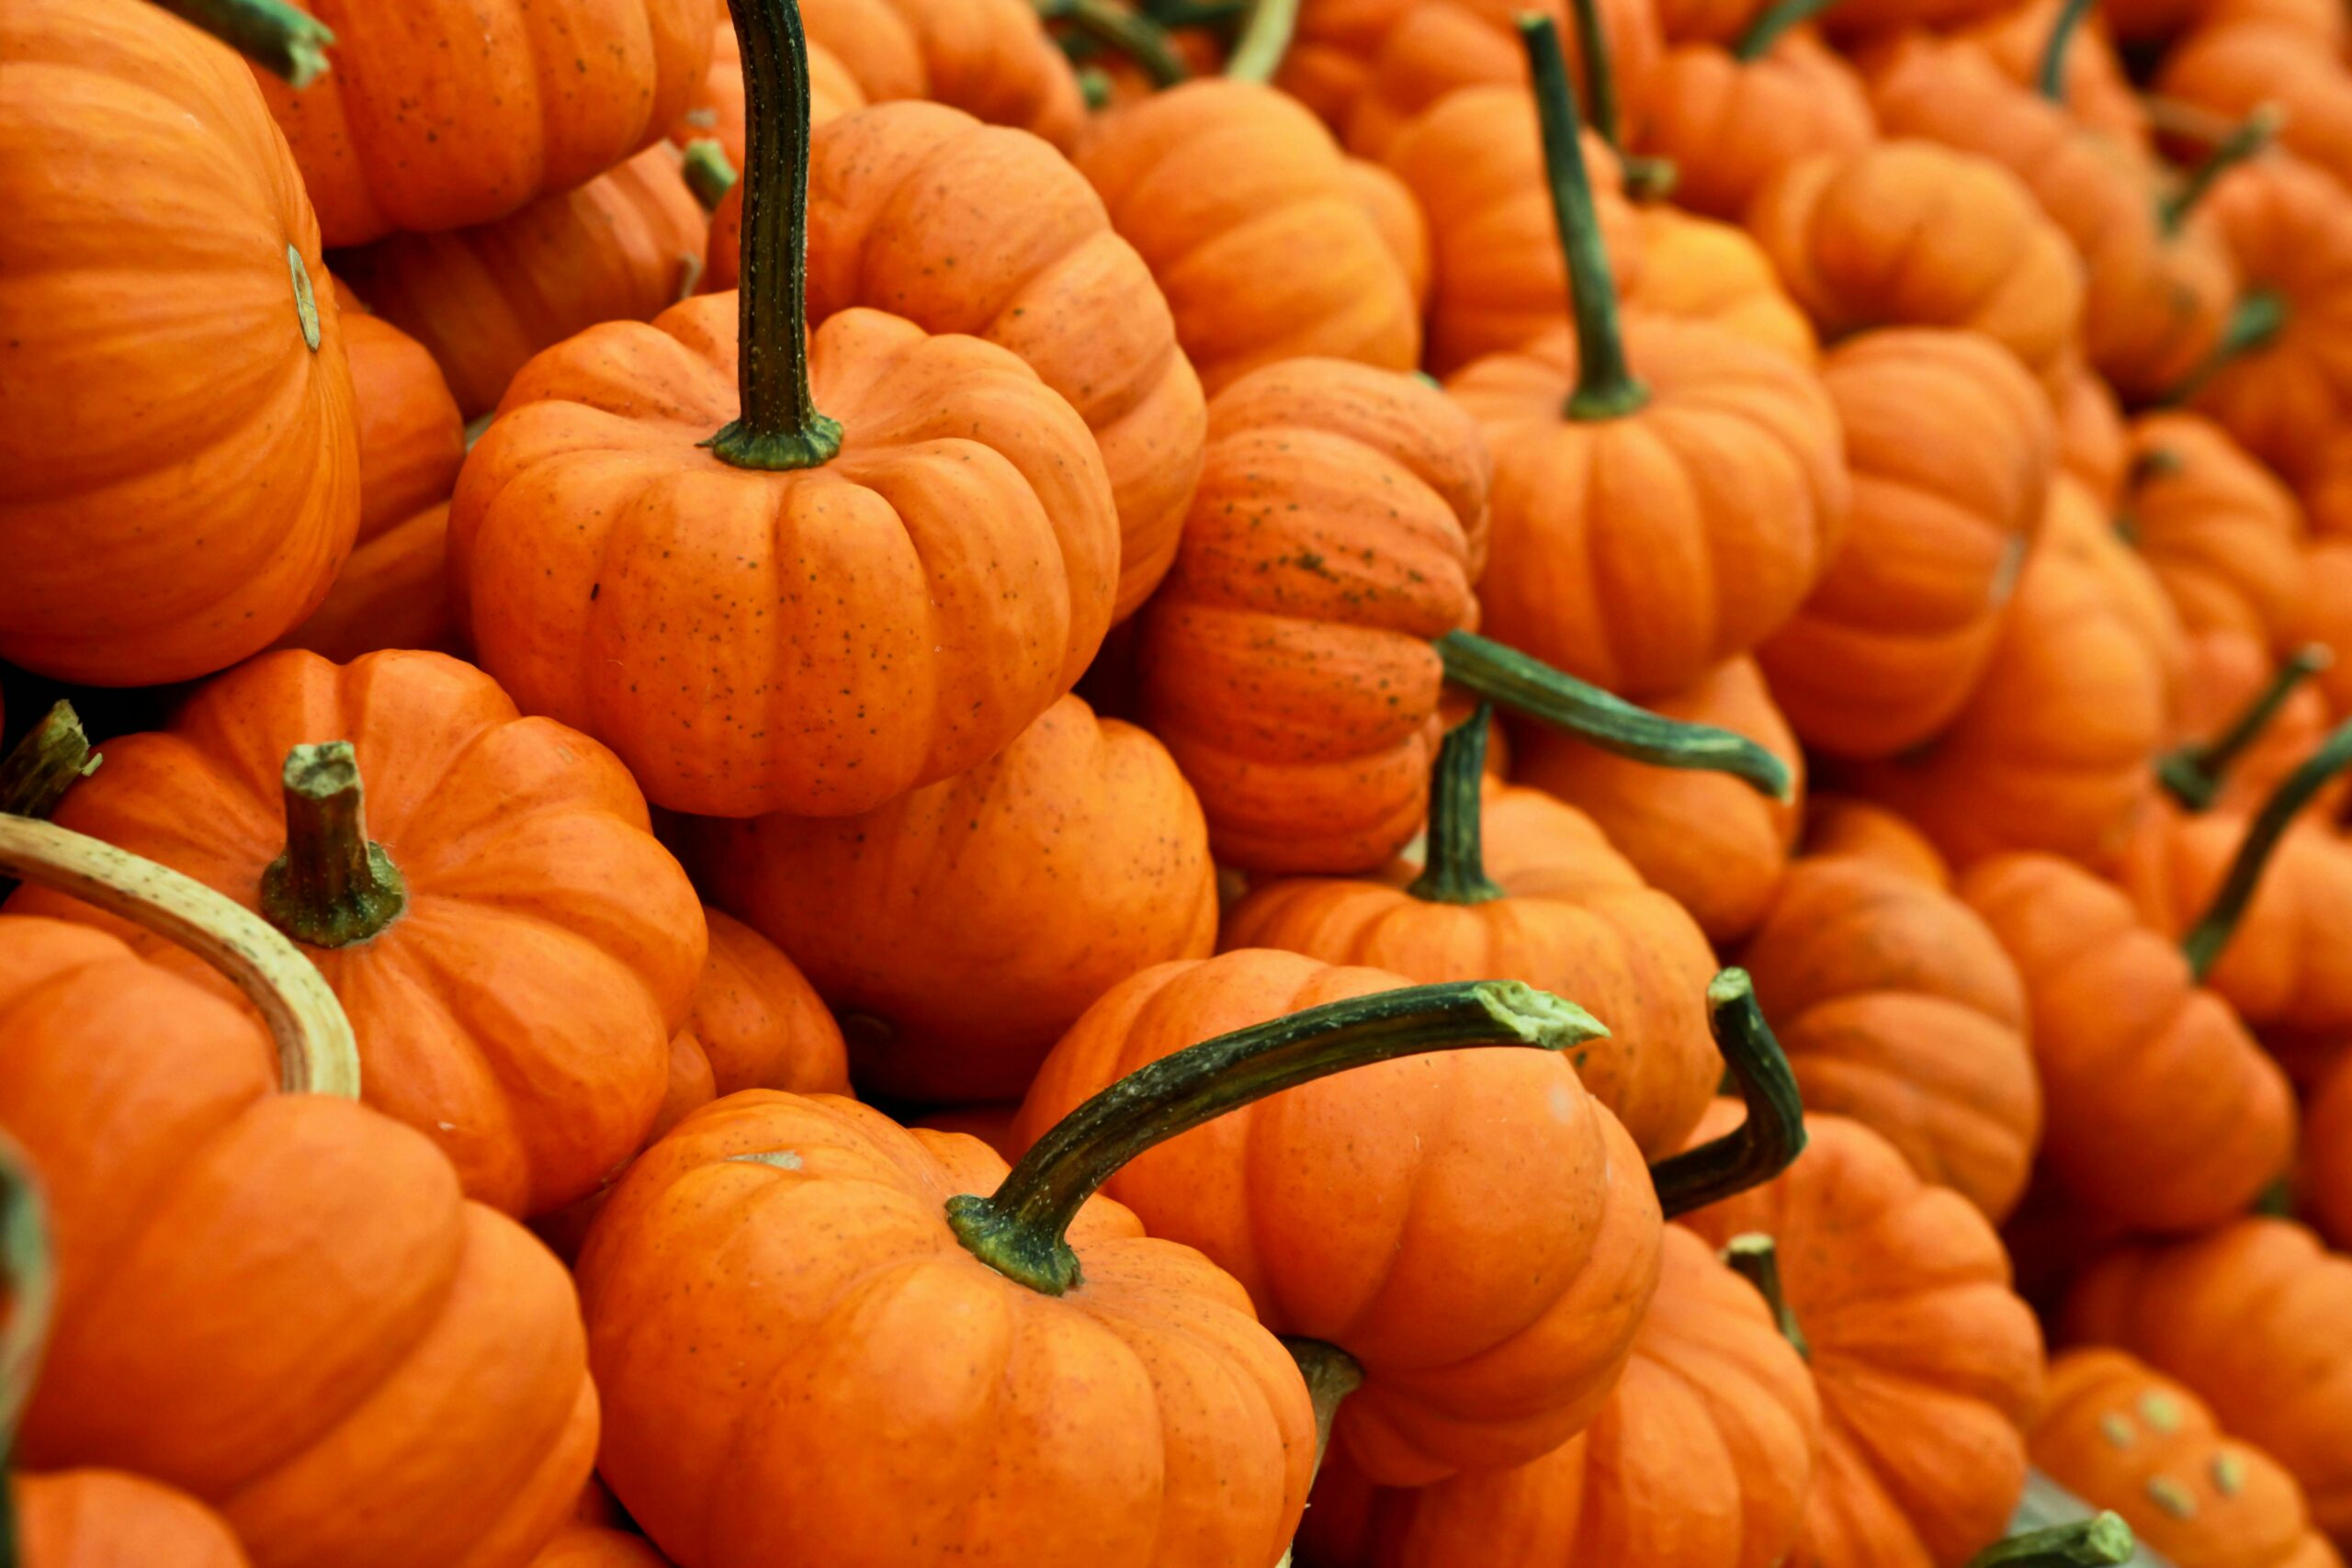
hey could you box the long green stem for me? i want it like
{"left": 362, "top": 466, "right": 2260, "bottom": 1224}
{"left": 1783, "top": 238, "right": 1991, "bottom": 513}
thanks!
{"left": 1407, "top": 704, "right": 1504, "bottom": 906}
{"left": 2157, "top": 645, "right": 2332, "bottom": 811}
{"left": 2037, "top": 0, "right": 2096, "bottom": 102}
{"left": 948, "top": 981, "right": 1606, "bottom": 1293}
{"left": 2183, "top": 716, "right": 2352, "bottom": 979}
{"left": 0, "top": 703, "right": 97, "bottom": 823}
{"left": 681, "top": 139, "right": 739, "bottom": 211}
{"left": 1566, "top": 0, "right": 1622, "bottom": 150}
{"left": 705, "top": 0, "right": 844, "bottom": 469}
{"left": 1518, "top": 15, "right": 1648, "bottom": 420}
{"left": 1648, "top": 969, "right": 1807, "bottom": 1218}
{"left": 1224, "top": 0, "right": 1297, "bottom": 80}
{"left": 2161, "top": 105, "right": 2281, "bottom": 234}
{"left": 1437, "top": 630, "right": 1793, "bottom": 801}
{"left": 260, "top": 743, "right": 408, "bottom": 949}
{"left": 0, "top": 1130, "right": 53, "bottom": 1564}
{"left": 1965, "top": 1516, "right": 2135, "bottom": 1568}
{"left": 1720, "top": 1234, "right": 1808, "bottom": 1360}
{"left": 1039, "top": 0, "right": 1192, "bottom": 85}
{"left": 143, "top": 0, "right": 335, "bottom": 87}
{"left": 1736, "top": 0, "right": 1839, "bottom": 58}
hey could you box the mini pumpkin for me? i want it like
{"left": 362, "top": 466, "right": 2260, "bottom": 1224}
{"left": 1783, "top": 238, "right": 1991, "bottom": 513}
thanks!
{"left": 15, "top": 1471, "right": 256, "bottom": 1568}
{"left": 1947, "top": 0, "right": 2153, "bottom": 145}
{"left": 527, "top": 1526, "right": 673, "bottom": 1568}
{"left": 1634, "top": 15, "right": 1876, "bottom": 224}
{"left": 1623, "top": 206, "right": 1819, "bottom": 367}
{"left": 2159, "top": 633, "right": 2335, "bottom": 813}
{"left": 1802, "top": 795, "right": 1953, "bottom": 887}
{"left": 2156, "top": 21, "right": 2352, "bottom": 201}
{"left": 2304, "top": 1055, "right": 2352, "bottom": 1252}
{"left": 804, "top": 0, "right": 1084, "bottom": 148}
{"left": 2120, "top": 412, "right": 2307, "bottom": 649}
{"left": 2057, "top": 357, "right": 2131, "bottom": 509}
{"left": 2291, "top": 539, "right": 2352, "bottom": 716}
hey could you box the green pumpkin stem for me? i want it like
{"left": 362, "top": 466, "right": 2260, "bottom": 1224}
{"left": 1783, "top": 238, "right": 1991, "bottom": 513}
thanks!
{"left": 1519, "top": 14, "right": 1648, "bottom": 420}
{"left": 1648, "top": 969, "right": 1807, "bottom": 1218}
{"left": 1039, "top": 0, "right": 1192, "bottom": 85}
{"left": 260, "top": 743, "right": 409, "bottom": 951}
{"left": 1720, "top": 1234, "right": 1809, "bottom": 1360}
{"left": 1735, "top": 0, "right": 1840, "bottom": 59}
{"left": 1436, "top": 630, "right": 1794, "bottom": 801}
{"left": 0, "top": 815, "right": 361, "bottom": 1098}
{"left": 2161, "top": 104, "right": 2281, "bottom": 234}
{"left": 1965, "top": 1515, "right": 2137, "bottom": 1568}
{"left": 2037, "top": 0, "right": 2096, "bottom": 102}
{"left": 681, "top": 138, "right": 740, "bottom": 211}
{"left": 2182, "top": 715, "right": 2352, "bottom": 979}
{"left": 2165, "top": 288, "right": 2289, "bottom": 405}
{"left": 1407, "top": 704, "right": 1505, "bottom": 906}
{"left": 1283, "top": 1337, "right": 1363, "bottom": 1464}
{"left": 1225, "top": 0, "right": 1299, "bottom": 80}
{"left": 949, "top": 980, "right": 1608, "bottom": 1294}
{"left": 2157, "top": 644, "right": 2333, "bottom": 812}
{"left": 705, "top": 0, "right": 845, "bottom": 469}
{"left": 146, "top": 0, "right": 336, "bottom": 87}
{"left": 0, "top": 703, "right": 98, "bottom": 825}
{"left": 0, "top": 1127, "right": 54, "bottom": 1560}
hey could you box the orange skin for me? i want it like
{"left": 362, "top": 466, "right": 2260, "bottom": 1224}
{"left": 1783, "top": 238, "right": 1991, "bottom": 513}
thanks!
{"left": 687, "top": 694, "right": 1217, "bottom": 1103}
{"left": 257, "top": 0, "right": 709, "bottom": 247}
{"left": 527, "top": 1526, "right": 673, "bottom": 1568}
{"left": 1635, "top": 29, "right": 1877, "bottom": 225}
{"left": 2, "top": 918, "right": 596, "bottom": 1568}
{"left": 16, "top": 1472, "right": 254, "bottom": 1568}
{"left": 672, "top": 17, "right": 869, "bottom": 168}
{"left": 1944, "top": 0, "right": 2154, "bottom": 145}
{"left": 1747, "top": 140, "right": 2087, "bottom": 392}
{"left": 2123, "top": 412, "right": 2309, "bottom": 648}
{"left": 2032, "top": 1348, "right": 2344, "bottom": 1568}
{"left": 2058, "top": 358, "right": 2131, "bottom": 509}
{"left": 576, "top": 1094, "right": 1317, "bottom": 1568}
{"left": 1345, "top": 157, "right": 1433, "bottom": 310}
{"left": 2301, "top": 430, "right": 2352, "bottom": 538}
{"left": 1450, "top": 320, "right": 1850, "bottom": 701}
{"left": 1272, "top": 0, "right": 1413, "bottom": 127}
{"left": 1222, "top": 782, "right": 1723, "bottom": 1158}
{"left": 1625, "top": 207, "right": 1819, "bottom": 367}
{"left": 1802, "top": 795, "right": 1954, "bottom": 888}
{"left": 1134, "top": 359, "right": 1488, "bottom": 874}
{"left": 451, "top": 299, "right": 1118, "bottom": 818}
{"left": 2160, "top": 23, "right": 2352, "bottom": 201}
{"left": 1959, "top": 852, "right": 2294, "bottom": 1229}
{"left": 2292, "top": 539, "right": 2352, "bottom": 716}
{"left": 1679, "top": 1108, "right": 2045, "bottom": 1568}
{"left": 1010, "top": 950, "right": 1665, "bottom": 1486}
{"left": 2304, "top": 1056, "right": 2352, "bottom": 1253}
{"left": 1758, "top": 328, "right": 2056, "bottom": 760}
{"left": 1297, "top": 1224, "right": 1823, "bottom": 1568}
{"left": 1076, "top": 81, "right": 1420, "bottom": 395}
{"left": 1654, "top": 0, "right": 1774, "bottom": 43}
{"left": 2103, "top": 0, "right": 2346, "bottom": 47}
{"left": 1378, "top": 93, "right": 1641, "bottom": 377}
{"left": 1, "top": 0, "right": 360, "bottom": 689}
{"left": 2168, "top": 630, "right": 2335, "bottom": 811}
{"left": 2066, "top": 1219, "right": 2352, "bottom": 1544}
{"left": 6, "top": 649, "right": 708, "bottom": 1218}
{"left": 1740, "top": 855, "right": 2041, "bottom": 1221}
{"left": 1513, "top": 657, "right": 1805, "bottom": 946}
{"left": 800, "top": 0, "right": 1082, "bottom": 150}
{"left": 1815, "top": 0, "right": 2019, "bottom": 39}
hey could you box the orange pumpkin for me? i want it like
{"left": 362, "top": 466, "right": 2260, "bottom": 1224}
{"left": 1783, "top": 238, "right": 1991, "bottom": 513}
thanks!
{"left": 2160, "top": 633, "right": 2336, "bottom": 813}
{"left": 6, "top": 649, "right": 707, "bottom": 1218}
{"left": 14, "top": 1471, "right": 255, "bottom": 1568}
{"left": 2157, "top": 21, "right": 2352, "bottom": 200}
{"left": 672, "top": 12, "right": 869, "bottom": 167}
{"left": 2057, "top": 357, "right": 2131, "bottom": 509}
{"left": 802, "top": 0, "right": 1083, "bottom": 148}
{"left": 1623, "top": 206, "right": 1819, "bottom": 367}
{"left": 685, "top": 909, "right": 852, "bottom": 1098}
{"left": 1802, "top": 795, "right": 1954, "bottom": 887}
{"left": 2292, "top": 539, "right": 2352, "bottom": 716}
{"left": 1634, "top": 17, "right": 1876, "bottom": 224}
{"left": 1947, "top": 0, "right": 2153, "bottom": 146}
{"left": 0, "top": 0, "right": 360, "bottom": 689}
{"left": 2304, "top": 1055, "right": 2352, "bottom": 1252}
{"left": 687, "top": 694, "right": 1217, "bottom": 1103}
{"left": 2120, "top": 412, "right": 2307, "bottom": 648}
{"left": 527, "top": 1526, "right": 673, "bottom": 1567}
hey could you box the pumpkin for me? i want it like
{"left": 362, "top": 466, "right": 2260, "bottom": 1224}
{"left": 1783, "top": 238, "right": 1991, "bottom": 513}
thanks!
{"left": 1514, "top": 657, "right": 1805, "bottom": 945}
{"left": 2160, "top": 633, "right": 2335, "bottom": 813}
{"left": 2156, "top": 22, "right": 2352, "bottom": 202}
{"left": 686, "top": 693, "right": 1217, "bottom": 1103}
{"left": 1133, "top": 357, "right": 1487, "bottom": 874}
{"left": 0, "top": 816, "right": 596, "bottom": 1568}
{"left": 0, "top": 0, "right": 360, "bottom": 689}
{"left": 1739, "top": 852, "right": 2041, "bottom": 1221}
{"left": 673, "top": 12, "right": 870, "bottom": 167}
{"left": 2057, "top": 358, "right": 2130, "bottom": 509}
{"left": 1747, "top": 139, "right": 2086, "bottom": 391}
{"left": 14, "top": 1471, "right": 256, "bottom": 1568}
{"left": 2120, "top": 413, "right": 2307, "bottom": 648}
{"left": 802, "top": 0, "right": 1083, "bottom": 148}
{"left": 6, "top": 648, "right": 707, "bottom": 1218}
{"left": 1344, "top": 155, "right": 1434, "bottom": 310}
{"left": 2305, "top": 1055, "right": 2352, "bottom": 1252}
{"left": 1653, "top": 0, "right": 1776, "bottom": 43}
{"left": 1946, "top": 0, "right": 2153, "bottom": 146}
{"left": 1074, "top": 80, "right": 1419, "bottom": 395}
{"left": 1221, "top": 704, "right": 1724, "bottom": 1158}
{"left": 450, "top": 0, "right": 1119, "bottom": 819}
{"left": 1679, "top": 1110, "right": 2046, "bottom": 1568}
{"left": 2031, "top": 1348, "right": 2343, "bottom": 1568}
{"left": 1623, "top": 206, "right": 1820, "bottom": 367}
{"left": 254, "top": 0, "right": 709, "bottom": 246}
{"left": 1295, "top": 1223, "right": 1824, "bottom": 1568}
{"left": 1448, "top": 18, "right": 1849, "bottom": 702}
{"left": 576, "top": 976, "right": 1602, "bottom": 1562}
{"left": 2301, "top": 430, "right": 2352, "bottom": 539}
{"left": 2291, "top": 540, "right": 2352, "bottom": 716}
{"left": 2065, "top": 1219, "right": 2352, "bottom": 1543}
{"left": 2107, "top": 0, "right": 2346, "bottom": 48}
{"left": 1758, "top": 328, "right": 2055, "bottom": 760}
{"left": 1803, "top": 795, "right": 1954, "bottom": 887}
{"left": 527, "top": 1526, "right": 673, "bottom": 1567}
{"left": 1957, "top": 852, "right": 2294, "bottom": 1230}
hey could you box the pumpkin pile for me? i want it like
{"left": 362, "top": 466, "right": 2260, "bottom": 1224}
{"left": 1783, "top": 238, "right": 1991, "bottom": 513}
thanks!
{"left": 13, "top": 0, "right": 2352, "bottom": 1561}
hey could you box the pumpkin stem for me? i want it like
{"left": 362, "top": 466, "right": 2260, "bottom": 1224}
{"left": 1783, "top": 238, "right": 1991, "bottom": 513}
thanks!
{"left": 2161, "top": 104, "right": 2280, "bottom": 234}
{"left": 262, "top": 743, "right": 409, "bottom": 951}
{"left": 2182, "top": 714, "right": 2352, "bottom": 979}
{"left": 2165, "top": 288, "right": 2289, "bottom": 405}
{"left": 1648, "top": 968, "right": 1807, "bottom": 1218}
{"left": 1719, "top": 1234, "right": 1809, "bottom": 1360}
{"left": 1407, "top": 704, "right": 1505, "bottom": 907}
{"left": 144, "top": 0, "right": 336, "bottom": 87}
{"left": 681, "top": 138, "right": 739, "bottom": 211}
{"left": 2037, "top": 0, "right": 2095, "bottom": 103}
{"left": 2157, "top": 644, "right": 2332, "bottom": 811}
{"left": 948, "top": 980, "right": 1608, "bottom": 1294}
{"left": 1735, "top": 0, "right": 1839, "bottom": 60}
{"left": 1436, "top": 630, "right": 1794, "bottom": 801}
{"left": 1519, "top": 14, "right": 1649, "bottom": 420}
{"left": 0, "top": 816, "right": 361, "bottom": 1099}
{"left": 0, "top": 703, "right": 98, "bottom": 824}
{"left": 1039, "top": 0, "right": 1192, "bottom": 85}
{"left": 704, "top": 0, "right": 845, "bottom": 470}
{"left": 1964, "top": 1515, "right": 2136, "bottom": 1568}
{"left": 0, "top": 1127, "right": 54, "bottom": 1561}
{"left": 1564, "top": 0, "right": 1676, "bottom": 197}
{"left": 1225, "top": 0, "right": 1299, "bottom": 81}
{"left": 1271, "top": 1336, "right": 1363, "bottom": 1568}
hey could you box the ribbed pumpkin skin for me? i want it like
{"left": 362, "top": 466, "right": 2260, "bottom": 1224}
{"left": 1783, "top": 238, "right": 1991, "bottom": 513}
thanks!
{"left": 2123, "top": 412, "right": 2308, "bottom": 647}
{"left": 1010, "top": 950, "right": 1665, "bottom": 1488}
{"left": 1076, "top": 81, "right": 1420, "bottom": 395}
{"left": 338, "top": 144, "right": 707, "bottom": 418}
{"left": 2292, "top": 539, "right": 2352, "bottom": 716}
{"left": 671, "top": 17, "right": 867, "bottom": 167}
{"left": 1679, "top": 1109, "right": 2046, "bottom": 1568}
{"left": 6, "top": 649, "right": 707, "bottom": 1218}
{"left": 1223, "top": 782, "right": 1722, "bottom": 1159}
{"left": 802, "top": 0, "right": 1084, "bottom": 150}
{"left": 688, "top": 909, "right": 851, "bottom": 1097}
{"left": 2058, "top": 358, "right": 2130, "bottom": 508}
{"left": 1, "top": 918, "right": 596, "bottom": 1568}
{"left": 1802, "top": 795, "right": 1952, "bottom": 888}
{"left": 1958, "top": 853, "right": 2293, "bottom": 1231}
{"left": 15, "top": 1471, "right": 254, "bottom": 1568}
{"left": 1944, "top": 0, "right": 2153, "bottom": 144}
{"left": 1135, "top": 360, "right": 1487, "bottom": 874}
{"left": 1625, "top": 208, "right": 1819, "bottom": 368}
{"left": 2066, "top": 1220, "right": 2352, "bottom": 1545}
{"left": 1635, "top": 30, "right": 1877, "bottom": 225}
{"left": 575, "top": 1095, "right": 1316, "bottom": 1568}
{"left": 689, "top": 694, "right": 1217, "bottom": 1104}
{"left": 1739, "top": 855, "right": 2041, "bottom": 1221}
{"left": 2031, "top": 1348, "right": 2342, "bottom": 1568}
{"left": 1758, "top": 328, "right": 2055, "bottom": 760}
{"left": 0, "top": 0, "right": 360, "bottom": 689}
{"left": 1296, "top": 1224, "right": 1822, "bottom": 1568}
{"left": 2157, "top": 22, "right": 2352, "bottom": 201}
